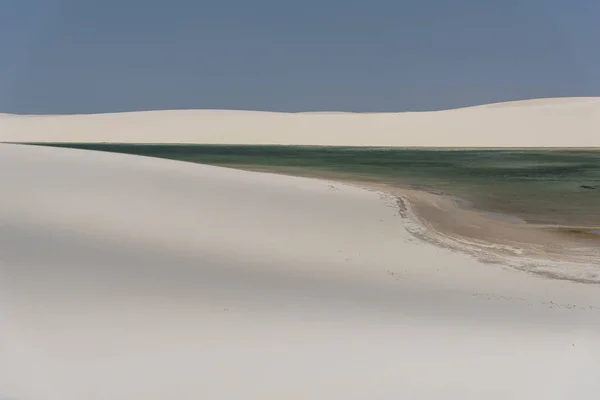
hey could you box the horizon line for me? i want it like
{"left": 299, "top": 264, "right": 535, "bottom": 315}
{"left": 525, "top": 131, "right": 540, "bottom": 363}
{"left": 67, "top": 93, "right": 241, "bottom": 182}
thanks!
{"left": 2, "top": 96, "right": 599, "bottom": 117}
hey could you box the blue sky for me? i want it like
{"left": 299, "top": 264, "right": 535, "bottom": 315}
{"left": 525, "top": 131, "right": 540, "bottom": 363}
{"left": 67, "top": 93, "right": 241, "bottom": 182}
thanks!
{"left": 1, "top": 0, "right": 599, "bottom": 113}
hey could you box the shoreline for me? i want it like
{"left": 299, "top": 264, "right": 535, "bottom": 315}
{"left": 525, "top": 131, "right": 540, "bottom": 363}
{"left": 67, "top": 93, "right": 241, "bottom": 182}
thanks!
{"left": 222, "top": 164, "right": 600, "bottom": 283}
{"left": 390, "top": 186, "right": 600, "bottom": 284}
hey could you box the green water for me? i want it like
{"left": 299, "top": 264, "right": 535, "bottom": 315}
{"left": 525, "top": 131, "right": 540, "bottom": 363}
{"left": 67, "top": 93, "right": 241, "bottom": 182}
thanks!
{"left": 28, "top": 144, "right": 600, "bottom": 227}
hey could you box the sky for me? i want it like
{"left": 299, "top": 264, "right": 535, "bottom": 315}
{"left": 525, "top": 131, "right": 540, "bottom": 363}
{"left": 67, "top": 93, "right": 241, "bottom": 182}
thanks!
{"left": 0, "top": 0, "right": 599, "bottom": 113}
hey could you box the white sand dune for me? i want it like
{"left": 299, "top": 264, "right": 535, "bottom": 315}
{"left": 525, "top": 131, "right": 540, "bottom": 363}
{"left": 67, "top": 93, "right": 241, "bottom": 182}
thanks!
{"left": 1, "top": 97, "right": 599, "bottom": 147}
{"left": 1, "top": 144, "right": 600, "bottom": 400}
{"left": 473, "top": 97, "right": 600, "bottom": 109}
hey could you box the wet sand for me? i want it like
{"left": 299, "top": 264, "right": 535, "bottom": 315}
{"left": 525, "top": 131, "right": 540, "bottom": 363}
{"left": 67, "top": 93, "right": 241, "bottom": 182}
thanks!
{"left": 347, "top": 181, "right": 599, "bottom": 284}
{"left": 388, "top": 186, "right": 600, "bottom": 283}
{"left": 222, "top": 165, "right": 600, "bottom": 283}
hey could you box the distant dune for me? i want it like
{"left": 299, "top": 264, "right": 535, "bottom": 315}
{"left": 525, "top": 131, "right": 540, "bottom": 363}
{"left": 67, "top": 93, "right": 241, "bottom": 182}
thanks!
{"left": 1, "top": 97, "right": 599, "bottom": 147}
{"left": 473, "top": 97, "right": 600, "bottom": 109}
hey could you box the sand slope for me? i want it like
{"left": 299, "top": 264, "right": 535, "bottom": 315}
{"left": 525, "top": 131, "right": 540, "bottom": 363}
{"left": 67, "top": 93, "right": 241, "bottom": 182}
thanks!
{"left": 1, "top": 144, "right": 600, "bottom": 400}
{"left": 1, "top": 97, "right": 599, "bottom": 147}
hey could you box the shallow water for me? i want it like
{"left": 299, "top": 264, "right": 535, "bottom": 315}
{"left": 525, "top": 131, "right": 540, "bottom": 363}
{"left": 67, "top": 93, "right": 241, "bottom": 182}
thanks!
{"left": 27, "top": 144, "right": 600, "bottom": 227}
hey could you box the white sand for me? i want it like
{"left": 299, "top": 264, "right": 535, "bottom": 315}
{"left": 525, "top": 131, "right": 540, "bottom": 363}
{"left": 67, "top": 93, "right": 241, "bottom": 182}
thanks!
{"left": 1, "top": 97, "right": 599, "bottom": 147}
{"left": 1, "top": 143, "right": 600, "bottom": 400}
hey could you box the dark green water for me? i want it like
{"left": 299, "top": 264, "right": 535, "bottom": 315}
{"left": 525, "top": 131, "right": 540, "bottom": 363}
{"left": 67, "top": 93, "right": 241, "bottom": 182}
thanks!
{"left": 28, "top": 143, "right": 600, "bottom": 227}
